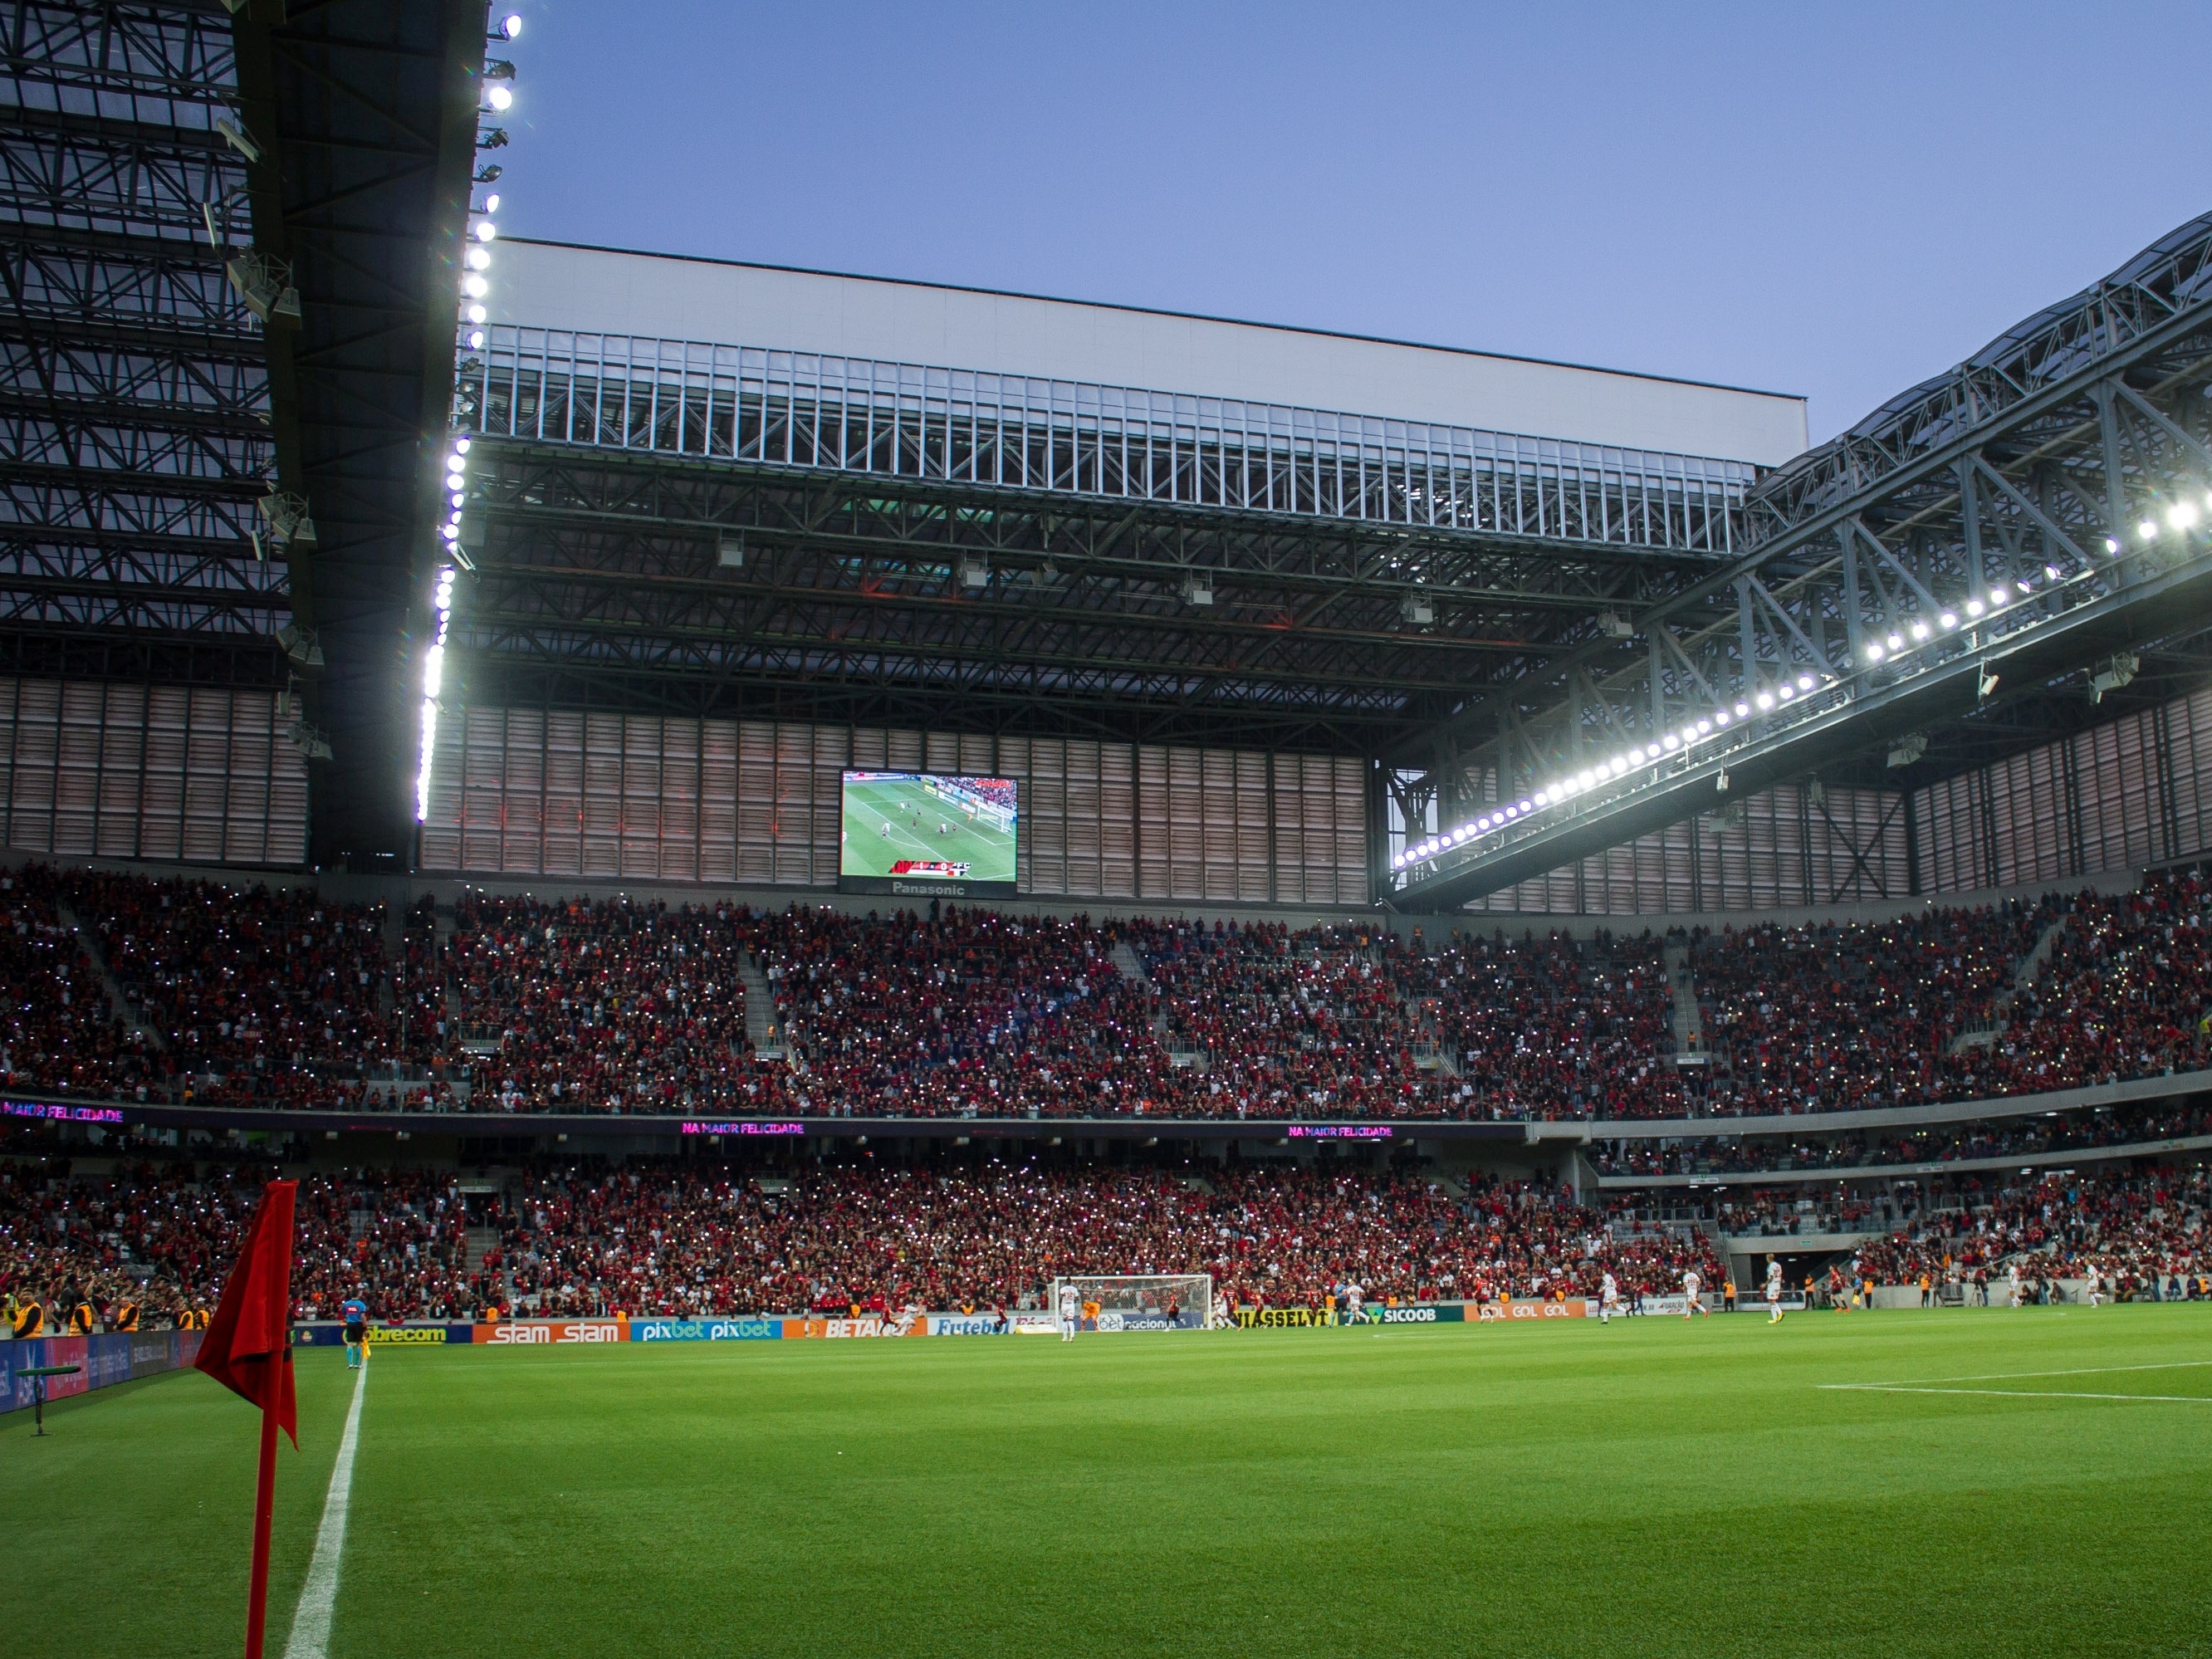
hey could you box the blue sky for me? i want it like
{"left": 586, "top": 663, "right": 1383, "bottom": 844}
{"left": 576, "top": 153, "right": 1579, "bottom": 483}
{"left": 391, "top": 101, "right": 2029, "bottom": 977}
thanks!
{"left": 497, "top": 2, "right": 2212, "bottom": 444}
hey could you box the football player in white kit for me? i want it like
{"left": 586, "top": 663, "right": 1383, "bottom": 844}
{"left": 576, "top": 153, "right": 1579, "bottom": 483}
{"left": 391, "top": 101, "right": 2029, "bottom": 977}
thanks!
{"left": 1681, "top": 1267, "right": 1709, "bottom": 1318}
{"left": 1598, "top": 1271, "right": 1620, "bottom": 1324}
{"left": 2007, "top": 1263, "right": 2023, "bottom": 1308}
{"left": 1343, "top": 1281, "right": 1363, "bottom": 1324}
{"left": 1765, "top": 1260, "right": 1786, "bottom": 1324}
{"left": 1057, "top": 1280, "right": 1080, "bottom": 1342}
{"left": 2084, "top": 1268, "right": 2102, "bottom": 1308}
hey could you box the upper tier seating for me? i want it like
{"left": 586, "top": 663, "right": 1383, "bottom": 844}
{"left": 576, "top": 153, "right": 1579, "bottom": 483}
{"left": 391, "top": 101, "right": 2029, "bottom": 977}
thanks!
{"left": 5, "top": 863, "right": 2211, "bottom": 1127}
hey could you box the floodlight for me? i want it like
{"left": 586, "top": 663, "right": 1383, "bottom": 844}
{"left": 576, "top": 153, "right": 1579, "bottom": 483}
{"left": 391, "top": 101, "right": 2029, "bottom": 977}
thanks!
{"left": 2168, "top": 501, "right": 2200, "bottom": 531}
{"left": 1778, "top": 684, "right": 1794, "bottom": 701}
{"left": 1754, "top": 692, "right": 1774, "bottom": 710}
{"left": 2139, "top": 519, "right": 2159, "bottom": 540}
{"left": 2105, "top": 536, "right": 2120, "bottom": 553}
{"left": 499, "top": 13, "right": 522, "bottom": 38}
{"left": 1797, "top": 675, "right": 1813, "bottom": 690}
{"left": 1865, "top": 644, "right": 1884, "bottom": 662}
{"left": 1662, "top": 733, "right": 1680, "bottom": 751}
{"left": 1911, "top": 622, "right": 1930, "bottom": 641}
{"left": 1714, "top": 711, "right": 1730, "bottom": 727}
{"left": 487, "top": 86, "right": 513, "bottom": 111}
{"left": 1940, "top": 612, "right": 1958, "bottom": 629}
{"left": 462, "top": 274, "right": 489, "bottom": 298}
{"left": 468, "top": 330, "right": 485, "bottom": 349}
{"left": 1966, "top": 598, "right": 1984, "bottom": 617}
{"left": 1733, "top": 702, "right": 1749, "bottom": 717}
{"left": 475, "top": 220, "right": 499, "bottom": 242}
{"left": 467, "top": 304, "right": 487, "bottom": 323}
{"left": 467, "top": 247, "right": 492, "bottom": 271}
{"left": 484, "top": 193, "right": 501, "bottom": 214}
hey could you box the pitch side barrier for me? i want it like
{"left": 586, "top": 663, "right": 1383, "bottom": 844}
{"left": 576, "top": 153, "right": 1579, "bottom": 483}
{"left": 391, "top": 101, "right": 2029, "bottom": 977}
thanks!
{"left": 0, "top": 1329, "right": 203, "bottom": 1415}
{"left": 282, "top": 1301, "right": 1730, "bottom": 1347}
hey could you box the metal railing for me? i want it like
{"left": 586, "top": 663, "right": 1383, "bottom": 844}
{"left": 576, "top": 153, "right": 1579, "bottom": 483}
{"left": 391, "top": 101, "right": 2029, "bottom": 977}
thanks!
{"left": 461, "top": 326, "right": 1757, "bottom": 554}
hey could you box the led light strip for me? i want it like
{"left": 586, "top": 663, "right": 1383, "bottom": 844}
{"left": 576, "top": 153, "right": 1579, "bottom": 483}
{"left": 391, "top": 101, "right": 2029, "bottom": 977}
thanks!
{"left": 1392, "top": 496, "right": 2210, "bottom": 880}
{"left": 418, "top": 12, "right": 521, "bottom": 828}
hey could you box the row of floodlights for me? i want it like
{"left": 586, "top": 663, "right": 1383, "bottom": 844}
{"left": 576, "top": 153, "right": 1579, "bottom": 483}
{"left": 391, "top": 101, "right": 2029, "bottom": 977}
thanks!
{"left": 1861, "top": 492, "right": 2210, "bottom": 668}
{"left": 415, "top": 565, "right": 458, "bottom": 825}
{"left": 421, "top": 16, "right": 521, "bottom": 825}
{"left": 1394, "top": 489, "right": 2209, "bottom": 876}
{"left": 458, "top": 16, "right": 520, "bottom": 339}
{"left": 1392, "top": 673, "right": 1827, "bottom": 870}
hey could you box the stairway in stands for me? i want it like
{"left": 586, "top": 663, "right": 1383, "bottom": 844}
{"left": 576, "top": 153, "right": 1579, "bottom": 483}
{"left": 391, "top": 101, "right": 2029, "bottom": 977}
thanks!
{"left": 737, "top": 952, "right": 787, "bottom": 1060}
{"left": 1663, "top": 937, "right": 1705, "bottom": 1063}
{"left": 55, "top": 898, "right": 164, "bottom": 1050}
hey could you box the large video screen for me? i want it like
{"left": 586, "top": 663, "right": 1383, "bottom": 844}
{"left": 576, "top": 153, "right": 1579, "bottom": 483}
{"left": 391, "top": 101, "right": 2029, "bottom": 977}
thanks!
{"left": 839, "top": 771, "right": 1018, "bottom": 898}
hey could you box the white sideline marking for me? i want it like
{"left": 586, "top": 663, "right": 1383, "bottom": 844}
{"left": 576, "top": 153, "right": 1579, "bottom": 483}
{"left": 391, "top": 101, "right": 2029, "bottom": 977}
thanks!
{"left": 1822, "top": 1359, "right": 2212, "bottom": 1389}
{"left": 1822, "top": 1384, "right": 2212, "bottom": 1405}
{"left": 282, "top": 1361, "right": 367, "bottom": 1659}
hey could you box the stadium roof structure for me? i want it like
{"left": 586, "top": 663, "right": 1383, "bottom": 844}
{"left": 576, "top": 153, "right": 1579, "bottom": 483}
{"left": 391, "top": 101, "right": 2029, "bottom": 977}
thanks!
{"left": 0, "top": 0, "right": 485, "bottom": 868}
{"left": 1383, "top": 213, "right": 2212, "bottom": 911}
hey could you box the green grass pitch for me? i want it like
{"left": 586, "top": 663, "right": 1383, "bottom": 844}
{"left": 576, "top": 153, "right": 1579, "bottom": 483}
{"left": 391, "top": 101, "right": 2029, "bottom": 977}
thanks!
{"left": 7, "top": 1308, "right": 2210, "bottom": 1657}
{"left": 840, "top": 776, "right": 1015, "bottom": 883}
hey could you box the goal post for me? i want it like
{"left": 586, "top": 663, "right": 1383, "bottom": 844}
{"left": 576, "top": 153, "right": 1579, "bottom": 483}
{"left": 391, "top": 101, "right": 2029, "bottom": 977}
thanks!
{"left": 1051, "top": 1274, "right": 1211, "bottom": 1331}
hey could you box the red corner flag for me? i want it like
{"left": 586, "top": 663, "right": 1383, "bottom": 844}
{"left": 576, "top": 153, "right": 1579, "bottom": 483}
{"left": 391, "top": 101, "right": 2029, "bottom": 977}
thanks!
{"left": 194, "top": 1178, "right": 299, "bottom": 1659}
{"left": 196, "top": 1177, "right": 299, "bottom": 1444}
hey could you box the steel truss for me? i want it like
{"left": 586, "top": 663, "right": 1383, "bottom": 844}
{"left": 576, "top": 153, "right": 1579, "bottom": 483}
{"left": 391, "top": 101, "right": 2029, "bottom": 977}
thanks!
{"left": 454, "top": 436, "right": 1733, "bottom": 754}
{"left": 1388, "top": 212, "right": 2212, "bottom": 910}
{"left": 462, "top": 325, "right": 1757, "bottom": 555}
{"left": 0, "top": 2, "right": 286, "bottom": 676}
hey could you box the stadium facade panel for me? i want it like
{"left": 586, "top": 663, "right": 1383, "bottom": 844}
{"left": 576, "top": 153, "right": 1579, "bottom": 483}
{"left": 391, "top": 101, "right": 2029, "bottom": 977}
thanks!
{"left": 488, "top": 238, "right": 1809, "bottom": 466}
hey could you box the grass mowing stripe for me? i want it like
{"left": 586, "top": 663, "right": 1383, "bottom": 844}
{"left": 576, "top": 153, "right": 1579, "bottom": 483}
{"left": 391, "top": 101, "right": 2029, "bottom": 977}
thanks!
{"left": 281, "top": 1360, "right": 366, "bottom": 1659}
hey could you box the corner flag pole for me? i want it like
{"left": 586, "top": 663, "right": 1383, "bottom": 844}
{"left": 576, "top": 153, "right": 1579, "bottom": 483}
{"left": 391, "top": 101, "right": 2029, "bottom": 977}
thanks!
{"left": 193, "top": 1178, "right": 301, "bottom": 1659}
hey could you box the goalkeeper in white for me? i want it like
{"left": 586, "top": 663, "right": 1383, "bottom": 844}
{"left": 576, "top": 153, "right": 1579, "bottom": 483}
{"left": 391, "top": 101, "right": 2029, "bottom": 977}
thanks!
{"left": 1058, "top": 1281, "right": 1080, "bottom": 1342}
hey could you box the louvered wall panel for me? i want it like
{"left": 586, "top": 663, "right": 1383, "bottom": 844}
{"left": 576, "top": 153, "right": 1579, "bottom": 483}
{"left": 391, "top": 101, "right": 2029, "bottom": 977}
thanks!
{"left": 541, "top": 711, "right": 584, "bottom": 877}
{"left": 698, "top": 720, "right": 738, "bottom": 883}
{"left": 0, "top": 681, "right": 303, "bottom": 869}
{"left": 501, "top": 707, "right": 545, "bottom": 874}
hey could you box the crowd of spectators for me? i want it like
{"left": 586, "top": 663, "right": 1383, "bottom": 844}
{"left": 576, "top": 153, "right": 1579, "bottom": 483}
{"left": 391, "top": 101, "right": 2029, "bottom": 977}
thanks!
{"left": 451, "top": 1157, "right": 1725, "bottom": 1316}
{"left": 449, "top": 895, "right": 790, "bottom": 1115}
{"left": 12, "top": 860, "right": 2212, "bottom": 1132}
{"left": 50, "top": 867, "right": 398, "bottom": 1106}
{"left": 1852, "top": 1167, "right": 2208, "bottom": 1299}
{"left": 1591, "top": 1099, "right": 2212, "bottom": 1177}
{"left": 757, "top": 906, "right": 1165, "bottom": 1118}
{"left": 1, "top": 1135, "right": 1722, "bottom": 1320}
{"left": 0, "top": 865, "right": 156, "bottom": 1099}
{"left": 0, "top": 1146, "right": 481, "bottom": 1324}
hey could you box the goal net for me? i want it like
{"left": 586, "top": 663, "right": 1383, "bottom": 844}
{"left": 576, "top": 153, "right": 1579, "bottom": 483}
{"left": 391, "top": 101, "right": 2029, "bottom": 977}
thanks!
{"left": 1051, "top": 1274, "right": 1211, "bottom": 1331}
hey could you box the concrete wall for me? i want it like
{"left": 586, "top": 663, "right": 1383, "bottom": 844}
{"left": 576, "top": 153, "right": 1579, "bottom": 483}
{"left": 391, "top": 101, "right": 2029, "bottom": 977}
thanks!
{"left": 491, "top": 240, "right": 1808, "bottom": 467}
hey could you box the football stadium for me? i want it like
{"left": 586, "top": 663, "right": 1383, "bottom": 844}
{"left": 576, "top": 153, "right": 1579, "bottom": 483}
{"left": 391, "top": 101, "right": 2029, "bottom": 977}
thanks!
{"left": 4, "top": 7, "right": 2212, "bottom": 1657}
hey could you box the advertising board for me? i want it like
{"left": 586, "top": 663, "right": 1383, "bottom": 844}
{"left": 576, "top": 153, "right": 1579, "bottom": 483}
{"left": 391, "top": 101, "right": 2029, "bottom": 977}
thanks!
{"left": 0, "top": 1329, "right": 196, "bottom": 1415}
{"left": 630, "top": 1319, "right": 781, "bottom": 1342}
{"left": 1474, "top": 1299, "right": 1592, "bottom": 1321}
{"left": 472, "top": 1319, "right": 630, "bottom": 1344}
{"left": 778, "top": 1316, "right": 928, "bottom": 1338}
{"left": 1352, "top": 1304, "right": 1466, "bottom": 1324}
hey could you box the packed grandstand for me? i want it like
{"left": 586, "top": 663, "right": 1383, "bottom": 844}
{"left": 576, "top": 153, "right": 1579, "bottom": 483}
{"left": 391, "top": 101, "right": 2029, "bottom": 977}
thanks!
{"left": 5, "top": 854, "right": 2210, "bottom": 1328}
{"left": 7, "top": 859, "right": 2210, "bottom": 1125}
